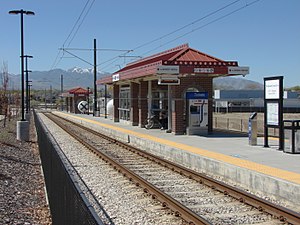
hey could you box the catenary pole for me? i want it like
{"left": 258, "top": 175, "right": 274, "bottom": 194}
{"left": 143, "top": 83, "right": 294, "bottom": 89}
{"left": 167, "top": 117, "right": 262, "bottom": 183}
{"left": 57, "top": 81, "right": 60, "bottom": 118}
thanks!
{"left": 93, "top": 38, "right": 98, "bottom": 116}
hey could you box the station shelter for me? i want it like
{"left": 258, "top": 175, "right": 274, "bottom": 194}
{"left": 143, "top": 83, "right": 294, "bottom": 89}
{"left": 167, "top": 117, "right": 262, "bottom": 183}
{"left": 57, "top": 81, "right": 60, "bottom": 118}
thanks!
{"left": 97, "top": 44, "right": 249, "bottom": 135}
{"left": 62, "top": 87, "right": 90, "bottom": 114}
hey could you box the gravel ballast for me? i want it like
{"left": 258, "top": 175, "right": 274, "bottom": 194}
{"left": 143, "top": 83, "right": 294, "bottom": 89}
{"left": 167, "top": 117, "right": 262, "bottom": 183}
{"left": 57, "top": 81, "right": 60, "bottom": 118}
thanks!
{"left": 0, "top": 115, "right": 52, "bottom": 225}
{"left": 40, "top": 113, "right": 185, "bottom": 225}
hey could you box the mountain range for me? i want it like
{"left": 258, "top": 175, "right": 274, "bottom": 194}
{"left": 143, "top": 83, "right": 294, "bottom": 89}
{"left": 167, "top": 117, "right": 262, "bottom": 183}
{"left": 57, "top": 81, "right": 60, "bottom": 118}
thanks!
{"left": 3, "top": 67, "right": 263, "bottom": 91}
{"left": 6, "top": 67, "right": 109, "bottom": 91}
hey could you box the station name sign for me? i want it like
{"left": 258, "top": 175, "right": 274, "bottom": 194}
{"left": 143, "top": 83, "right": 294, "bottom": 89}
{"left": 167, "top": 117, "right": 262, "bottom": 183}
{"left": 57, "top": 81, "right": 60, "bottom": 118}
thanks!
{"left": 194, "top": 68, "right": 214, "bottom": 74}
{"left": 228, "top": 66, "right": 249, "bottom": 75}
{"left": 157, "top": 65, "right": 179, "bottom": 75}
{"left": 112, "top": 73, "right": 120, "bottom": 82}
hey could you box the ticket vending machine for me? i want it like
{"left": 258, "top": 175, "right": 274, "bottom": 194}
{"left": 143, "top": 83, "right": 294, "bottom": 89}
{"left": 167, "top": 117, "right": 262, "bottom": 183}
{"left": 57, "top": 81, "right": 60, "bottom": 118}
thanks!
{"left": 186, "top": 92, "right": 208, "bottom": 135}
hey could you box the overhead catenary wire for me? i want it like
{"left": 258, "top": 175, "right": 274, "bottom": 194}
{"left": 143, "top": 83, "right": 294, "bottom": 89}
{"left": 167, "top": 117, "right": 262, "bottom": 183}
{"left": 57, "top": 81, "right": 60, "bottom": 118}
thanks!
{"left": 51, "top": 0, "right": 262, "bottom": 73}
{"left": 59, "top": 48, "right": 133, "bottom": 69}
{"left": 50, "top": 0, "right": 95, "bottom": 70}
{"left": 51, "top": 0, "right": 243, "bottom": 71}
{"left": 132, "top": 0, "right": 242, "bottom": 52}
{"left": 140, "top": 0, "right": 262, "bottom": 57}
{"left": 98, "top": 0, "right": 262, "bottom": 72}
{"left": 61, "top": 49, "right": 93, "bottom": 66}
{"left": 66, "top": 0, "right": 96, "bottom": 47}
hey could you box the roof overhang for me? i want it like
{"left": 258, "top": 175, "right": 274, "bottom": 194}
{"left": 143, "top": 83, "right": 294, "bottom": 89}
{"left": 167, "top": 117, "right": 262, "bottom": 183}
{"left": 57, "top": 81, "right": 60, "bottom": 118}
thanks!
{"left": 97, "top": 44, "right": 249, "bottom": 85}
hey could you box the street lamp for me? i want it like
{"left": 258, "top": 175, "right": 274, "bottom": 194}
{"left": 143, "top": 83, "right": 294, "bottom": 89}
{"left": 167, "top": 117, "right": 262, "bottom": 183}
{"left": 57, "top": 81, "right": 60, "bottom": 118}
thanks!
{"left": 93, "top": 38, "right": 99, "bottom": 116}
{"left": 27, "top": 80, "right": 32, "bottom": 111}
{"left": 28, "top": 82, "right": 32, "bottom": 111}
{"left": 9, "top": 9, "right": 34, "bottom": 142}
{"left": 9, "top": 9, "right": 35, "bottom": 121}
{"left": 24, "top": 55, "right": 33, "bottom": 113}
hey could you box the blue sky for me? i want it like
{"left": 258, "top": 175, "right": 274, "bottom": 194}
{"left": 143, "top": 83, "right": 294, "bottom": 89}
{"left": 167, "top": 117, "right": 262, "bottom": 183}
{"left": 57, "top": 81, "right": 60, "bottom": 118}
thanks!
{"left": 1, "top": 0, "right": 300, "bottom": 87}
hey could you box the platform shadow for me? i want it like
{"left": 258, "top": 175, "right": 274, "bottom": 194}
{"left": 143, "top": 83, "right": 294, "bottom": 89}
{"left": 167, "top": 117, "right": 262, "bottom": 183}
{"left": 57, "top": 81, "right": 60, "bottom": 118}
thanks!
{"left": 196, "top": 130, "right": 248, "bottom": 138}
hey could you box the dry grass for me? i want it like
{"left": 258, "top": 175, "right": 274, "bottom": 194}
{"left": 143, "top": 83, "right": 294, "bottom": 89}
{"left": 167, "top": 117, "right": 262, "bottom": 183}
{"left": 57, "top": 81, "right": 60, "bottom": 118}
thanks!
{"left": 213, "top": 112, "right": 300, "bottom": 136}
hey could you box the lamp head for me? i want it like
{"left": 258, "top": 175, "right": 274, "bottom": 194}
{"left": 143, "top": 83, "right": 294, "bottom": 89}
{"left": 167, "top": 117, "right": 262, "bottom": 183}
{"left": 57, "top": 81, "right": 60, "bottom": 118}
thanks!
{"left": 9, "top": 10, "right": 35, "bottom": 16}
{"left": 9, "top": 10, "right": 20, "bottom": 15}
{"left": 25, "top": 11, "right": 35, "bottom": 15}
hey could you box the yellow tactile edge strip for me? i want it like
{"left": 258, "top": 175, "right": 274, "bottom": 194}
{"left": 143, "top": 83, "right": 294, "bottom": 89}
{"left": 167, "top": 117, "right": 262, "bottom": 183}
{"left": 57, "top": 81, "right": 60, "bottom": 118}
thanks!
{"left": 56, "top": 112, "right": 300, "bottom": 185}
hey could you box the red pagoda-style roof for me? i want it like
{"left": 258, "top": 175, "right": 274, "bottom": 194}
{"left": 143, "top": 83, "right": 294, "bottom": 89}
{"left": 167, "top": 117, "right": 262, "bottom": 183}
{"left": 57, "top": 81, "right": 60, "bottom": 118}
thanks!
{"left": 97, "top": 44, "right": 248, "bottom": 85}
{"left": 62, "top": 87, "right": 90, "bottom": 97}
{"left": 68, "top": 87, "right": 89, "bottom": 94}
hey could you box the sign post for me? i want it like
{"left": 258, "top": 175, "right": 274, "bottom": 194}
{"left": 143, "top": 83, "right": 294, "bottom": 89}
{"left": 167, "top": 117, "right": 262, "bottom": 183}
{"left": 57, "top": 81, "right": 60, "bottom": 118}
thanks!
{"left": 264, "top": 76, "right": 284, "bottom": 150}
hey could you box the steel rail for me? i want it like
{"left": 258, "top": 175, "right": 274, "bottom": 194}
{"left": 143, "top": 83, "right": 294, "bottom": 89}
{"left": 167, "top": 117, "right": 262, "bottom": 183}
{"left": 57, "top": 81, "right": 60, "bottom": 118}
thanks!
{"left": 47, "top": 112, "right": 300, "bottom": 225}
{"left": 45, "top": 113, "right": 211, "bottom": 225}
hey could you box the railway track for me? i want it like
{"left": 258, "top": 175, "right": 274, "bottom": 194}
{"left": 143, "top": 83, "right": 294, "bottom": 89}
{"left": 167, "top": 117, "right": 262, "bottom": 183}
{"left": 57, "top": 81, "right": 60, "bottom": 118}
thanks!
{"left": 43, "top": 112, "right": 300, "bottom": 225}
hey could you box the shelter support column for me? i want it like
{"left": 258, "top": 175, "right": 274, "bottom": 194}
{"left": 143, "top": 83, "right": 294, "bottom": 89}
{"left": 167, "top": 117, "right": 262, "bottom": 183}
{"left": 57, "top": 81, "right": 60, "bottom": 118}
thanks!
{"left": 203, "top": 77, "right": 213, "bottom": 133}
{"left": 171, "top": 98, "right": 185, "bottom": 135}
{"left": 167, "top": 85, "right": 172, "bottom": 132}
{"left": 171, "top": 84, "right": 184, "bottom": 135}
{"left": 113, "top": 85, "right": 120, "bottom": 122}
{"left": 66, "top": 97, "right": 69, "bottom": 112}
{"left": 139, "top": 81, "right": 148, "bottom": 127}
{"left": 130, "top": 82, "right": 139, "bottom": 126}
{"left": 71, "top": 97, "right": 75, "bottom": 113}
{"left": 147, "top": 80, "right": 152, "bottom": 117}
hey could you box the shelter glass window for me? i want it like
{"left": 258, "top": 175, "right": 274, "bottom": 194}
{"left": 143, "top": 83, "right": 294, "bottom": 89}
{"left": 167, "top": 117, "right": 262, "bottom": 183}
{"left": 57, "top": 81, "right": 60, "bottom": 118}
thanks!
{"left": 152, "top": 90, "right": 168, "bottom": 114}
{"left": 119, "top": 87, "right": 130, "bottom": 120}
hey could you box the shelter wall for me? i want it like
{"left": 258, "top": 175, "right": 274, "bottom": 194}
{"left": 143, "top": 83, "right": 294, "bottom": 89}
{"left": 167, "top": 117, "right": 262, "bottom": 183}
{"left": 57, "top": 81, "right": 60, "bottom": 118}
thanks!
{"left": 171, "top": 76, "right": 213, "bottom": 134}
{"left": 111, "top": 75, "right": 213, "bottom": 135}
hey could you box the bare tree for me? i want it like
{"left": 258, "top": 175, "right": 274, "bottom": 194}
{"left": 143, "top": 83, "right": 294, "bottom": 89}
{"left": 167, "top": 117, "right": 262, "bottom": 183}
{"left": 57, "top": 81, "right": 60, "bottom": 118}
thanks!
{"left": 0, "top": 61, "right": 9, "bottom": 127}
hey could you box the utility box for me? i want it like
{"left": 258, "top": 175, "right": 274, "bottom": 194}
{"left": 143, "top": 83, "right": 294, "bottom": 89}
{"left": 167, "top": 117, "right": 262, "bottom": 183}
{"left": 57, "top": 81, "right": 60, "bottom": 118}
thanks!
{"left": 249, "top": 112, "right": 258, "bottom": 146}
{"left": 283, "top": 120, "right": 300, "bottom": 154}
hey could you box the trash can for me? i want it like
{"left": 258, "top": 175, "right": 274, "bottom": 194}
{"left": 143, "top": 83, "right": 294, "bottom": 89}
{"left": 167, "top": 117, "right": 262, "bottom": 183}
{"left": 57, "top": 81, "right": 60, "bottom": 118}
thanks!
{"left": 283, "top": 120, "right": 300, "bottom": 154}
{"left": 248, "top": 112, "right": 257, "bottom": 146}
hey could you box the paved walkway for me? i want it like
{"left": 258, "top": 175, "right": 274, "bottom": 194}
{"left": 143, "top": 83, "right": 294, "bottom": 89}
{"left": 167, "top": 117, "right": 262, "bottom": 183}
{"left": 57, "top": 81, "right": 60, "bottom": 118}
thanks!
{"left": 57, "top": 112, "right": 300, "bottom": 175}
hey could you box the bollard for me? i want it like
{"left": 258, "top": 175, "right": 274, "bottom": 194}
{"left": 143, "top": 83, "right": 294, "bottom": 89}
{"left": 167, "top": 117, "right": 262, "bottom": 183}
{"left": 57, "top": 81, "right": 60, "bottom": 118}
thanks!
{"left": 249, "top": 112, "right": 257, "bottom": 146}
{"left": 17, "top": 120, "right": 29, "bottom": 141}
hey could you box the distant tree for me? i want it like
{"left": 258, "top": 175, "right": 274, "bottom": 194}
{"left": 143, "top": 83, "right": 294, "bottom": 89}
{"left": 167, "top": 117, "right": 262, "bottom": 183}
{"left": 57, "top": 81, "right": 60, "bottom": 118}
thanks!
{"left": 286, "top": 86, "right": 300, "bottom": 91}
{"left": 0, "top": 61, "right": 9, "bottom": 127}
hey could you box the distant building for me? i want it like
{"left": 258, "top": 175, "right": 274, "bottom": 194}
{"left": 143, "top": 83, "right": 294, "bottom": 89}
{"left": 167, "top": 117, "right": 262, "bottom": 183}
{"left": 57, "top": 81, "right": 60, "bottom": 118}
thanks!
{"left": 214, "top": 90, "right": 300, "bottom": 113}
{"left": 62, "top": 87, "right": 90, "bottom": 114}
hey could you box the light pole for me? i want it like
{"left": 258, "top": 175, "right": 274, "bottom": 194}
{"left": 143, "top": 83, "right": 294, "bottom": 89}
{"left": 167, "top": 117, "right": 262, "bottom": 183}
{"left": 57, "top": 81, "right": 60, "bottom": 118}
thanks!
{"left": 9, "top": 9, "right": 34, "bottom": 142}
{"left": 28, "top": 83, "right": 32, "bottom": 111}
{"left": 93, "top": 38, "right": 98, "bottom": 116}
{"left": 50, "top": 85, "right": 52, "bottom": 109}
{"left": 60, "top": 74, "right": 64, "bottom": 111}
{"left": 9, "top": 9, "right": 35, "bottom": 121}
{"left": 24, "top": 55, "right": 33, "bottom": 113}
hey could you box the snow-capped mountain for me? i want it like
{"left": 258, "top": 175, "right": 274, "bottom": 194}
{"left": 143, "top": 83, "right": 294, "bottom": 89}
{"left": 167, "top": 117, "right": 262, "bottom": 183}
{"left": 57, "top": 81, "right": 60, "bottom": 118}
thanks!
{"left": 67, "top": 66, "right": 102, "bottom": 74}
{"left": 3, "top": 66, "right": 263, "bottom": 91}
{"left": 5, "top": 67, "right": 110, "bottom": 90}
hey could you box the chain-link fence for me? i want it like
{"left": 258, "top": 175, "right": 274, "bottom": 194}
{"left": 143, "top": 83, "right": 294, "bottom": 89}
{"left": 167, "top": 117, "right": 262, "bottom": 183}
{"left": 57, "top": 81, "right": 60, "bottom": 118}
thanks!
{"left": 34, "top": 111, "right": 104, "bottom": 225}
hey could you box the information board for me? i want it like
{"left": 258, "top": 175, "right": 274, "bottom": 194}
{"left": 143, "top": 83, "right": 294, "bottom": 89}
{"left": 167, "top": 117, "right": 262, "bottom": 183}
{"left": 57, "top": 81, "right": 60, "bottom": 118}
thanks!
{"left": 263, "top": 76, "right": 284, "bottom": 149}
{"left": 265, "top": 79, "right": 280, "bottom": 99}
{"left": 266, "top": 102, "right": 279, "bottom": 126}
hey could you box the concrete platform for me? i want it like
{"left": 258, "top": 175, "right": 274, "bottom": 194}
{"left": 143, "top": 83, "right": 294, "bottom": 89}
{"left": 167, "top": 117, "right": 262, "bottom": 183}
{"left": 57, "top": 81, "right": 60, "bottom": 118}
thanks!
{"left": 52, "top": 111, "right": 300, "bottom": 209}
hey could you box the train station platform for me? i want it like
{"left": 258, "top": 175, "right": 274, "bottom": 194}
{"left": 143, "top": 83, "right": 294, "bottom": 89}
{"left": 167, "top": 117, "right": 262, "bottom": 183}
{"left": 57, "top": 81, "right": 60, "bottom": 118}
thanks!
{"left": 51, "top": 111, "right": 300, "bottom": 210}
